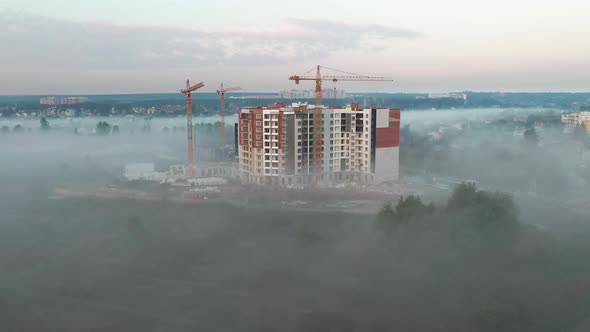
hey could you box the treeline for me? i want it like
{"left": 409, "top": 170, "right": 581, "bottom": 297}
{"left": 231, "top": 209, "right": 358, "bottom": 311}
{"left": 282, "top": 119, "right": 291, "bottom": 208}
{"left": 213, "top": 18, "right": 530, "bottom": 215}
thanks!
{"left": 378, "top": 183, "right": 521, "bottom": 248}
{"left": 3, "top": 92, "right": 590, "bottom": 116}
{"left": 368, "top": 183, "right": 590, "bottom": 331}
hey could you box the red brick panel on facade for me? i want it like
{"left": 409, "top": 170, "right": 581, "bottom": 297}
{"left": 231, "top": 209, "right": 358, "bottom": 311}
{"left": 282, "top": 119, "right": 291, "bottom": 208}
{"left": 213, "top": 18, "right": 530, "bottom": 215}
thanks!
{"left": 375, "top": 109, "right": 401, "bottom": 148}
{"left": 390, "top": 108, "right": 400, "bottom": 147}
{"left": 376, "top": 127, "right": 396, "bottom": 147}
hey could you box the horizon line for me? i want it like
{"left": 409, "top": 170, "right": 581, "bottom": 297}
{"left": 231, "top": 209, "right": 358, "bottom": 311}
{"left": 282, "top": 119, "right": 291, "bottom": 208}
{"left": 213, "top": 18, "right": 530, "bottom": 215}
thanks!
{"left": 2, "top": 91, "right": 590, "bottom": 97}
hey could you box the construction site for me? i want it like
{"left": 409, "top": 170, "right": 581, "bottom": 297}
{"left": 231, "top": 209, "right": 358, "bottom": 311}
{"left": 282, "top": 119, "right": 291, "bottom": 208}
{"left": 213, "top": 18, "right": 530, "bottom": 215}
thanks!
{"left": 52, "top": 65, "right": 403, "bottom": 208}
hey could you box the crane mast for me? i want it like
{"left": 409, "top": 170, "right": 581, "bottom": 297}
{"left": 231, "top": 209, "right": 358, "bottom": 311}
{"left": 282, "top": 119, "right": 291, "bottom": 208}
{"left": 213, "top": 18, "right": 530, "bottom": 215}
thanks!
{"left": 313, "top": 65, "right": 323, "bottom": 174}
{"left": 216, "top": 83, "right": 241, "bottom": 146}
{"left": 181, "top": 80, "right": 205, "bottom": 178}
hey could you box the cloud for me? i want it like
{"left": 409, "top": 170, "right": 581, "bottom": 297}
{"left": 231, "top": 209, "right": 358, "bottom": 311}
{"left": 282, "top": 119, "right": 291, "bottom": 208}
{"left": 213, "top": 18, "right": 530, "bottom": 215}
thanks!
{"left": 285, "top": 17, "right": 424, "bottom": 40}
{"left": 0, "top": 11, "right": 423, "bottom": 69}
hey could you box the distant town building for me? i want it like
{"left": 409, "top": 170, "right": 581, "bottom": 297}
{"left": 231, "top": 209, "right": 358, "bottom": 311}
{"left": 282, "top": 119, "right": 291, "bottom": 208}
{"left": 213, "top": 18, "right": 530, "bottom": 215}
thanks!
{"left": 40, "top": 96, "right": 88, "bottom": 105}
{"left": 279, "top": 89, "right": 351, "bottom": 99}
{"left": 562, "top": 112, "right": 590, "bottom": 132}
{"left": 236, "top": 103, "right": 400, "bottom": 187}
{"left": 427, "top": 93, "right": 467, "bottom": 101}
{"left": 562, "top": 112, "right": 590, "bottom": 125}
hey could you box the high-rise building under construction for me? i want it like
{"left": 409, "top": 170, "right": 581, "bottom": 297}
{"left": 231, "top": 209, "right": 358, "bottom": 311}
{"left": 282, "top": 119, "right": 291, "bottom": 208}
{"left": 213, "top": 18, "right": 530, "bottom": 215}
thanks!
{"left": 237, "top": 102, "right": 400, "bottom": 186}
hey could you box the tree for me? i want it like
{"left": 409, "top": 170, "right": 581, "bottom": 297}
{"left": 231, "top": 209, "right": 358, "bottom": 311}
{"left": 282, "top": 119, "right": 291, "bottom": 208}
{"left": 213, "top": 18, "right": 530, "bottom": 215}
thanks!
{"left": 447, "top": 182, "right": 478, "bottom": 211}
{"left": 40, "top": 117, "right": 50, "bottom": 131}
{"left": 395, "top": 195, "right": 435, "bottom": 221}
{"left": 523, "top": 128, "right": 538, "bottom": 147}
{"left": 112, "top": 125, "right": 120, "bottom": 135}
{"left": 12, "top": 124, "right": 23, "bottom": 133}
{"left": 1, "top": 125, "right": 9, "bottom": 134}
{"left": 377, "top": 195, "right": 435, "bottom": 233}
{"left": 447, "top": 182, "right": 519, "bottom": 234}
{"left": 96, "top": 121, "right": 111, "bottom": 135}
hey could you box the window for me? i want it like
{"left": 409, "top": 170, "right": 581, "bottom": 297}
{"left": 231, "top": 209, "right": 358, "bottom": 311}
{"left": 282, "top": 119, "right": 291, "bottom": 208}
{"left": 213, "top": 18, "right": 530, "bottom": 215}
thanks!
{"left": 256, "top": 134, "right": 262, "bottom": 140}
{"left": 256, "top": 121, "right": 262, "bottom": 126}
{"left": 256, "top": 114, "right": 262, "bottom": 119}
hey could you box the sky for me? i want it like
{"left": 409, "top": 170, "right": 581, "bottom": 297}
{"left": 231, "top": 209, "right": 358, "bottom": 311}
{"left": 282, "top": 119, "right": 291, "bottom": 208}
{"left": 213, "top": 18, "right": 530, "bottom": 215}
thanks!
{"left": 0, "top": 0, "right": 589, "bottom": 94}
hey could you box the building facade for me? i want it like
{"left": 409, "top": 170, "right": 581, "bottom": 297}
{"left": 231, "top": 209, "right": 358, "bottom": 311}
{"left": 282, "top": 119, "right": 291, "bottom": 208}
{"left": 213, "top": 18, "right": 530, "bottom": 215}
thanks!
{"left": 562, "top": 112, "right": 590, "bottom": 132}
{"left": 237, "top": 103, "right": 400, "bottom": 187}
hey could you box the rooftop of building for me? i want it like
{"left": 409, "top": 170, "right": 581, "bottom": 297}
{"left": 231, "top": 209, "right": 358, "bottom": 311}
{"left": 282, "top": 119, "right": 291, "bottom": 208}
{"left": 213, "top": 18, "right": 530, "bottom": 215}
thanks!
{"left": 240, "top": 102, "right": 398, "bottom": 113}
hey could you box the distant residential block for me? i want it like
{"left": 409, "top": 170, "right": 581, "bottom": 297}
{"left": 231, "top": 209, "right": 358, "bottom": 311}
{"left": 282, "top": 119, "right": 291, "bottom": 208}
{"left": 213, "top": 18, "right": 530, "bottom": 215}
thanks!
{"left": 40, "top": 96, "right": 88, "bottom": 105}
